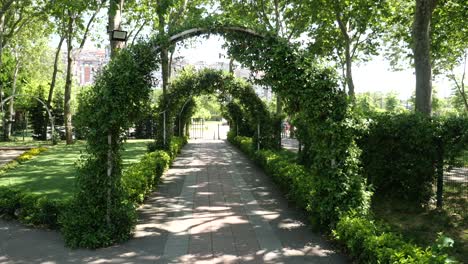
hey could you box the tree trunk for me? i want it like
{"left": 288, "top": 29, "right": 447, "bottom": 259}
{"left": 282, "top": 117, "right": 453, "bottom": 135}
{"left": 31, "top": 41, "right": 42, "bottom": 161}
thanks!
{"left": 108, "top": 0, "right": 124, "bottom": 57}
{"left": 107, "top": 0, "right": 125, "bottom": 228}
{"left": 413, "top": 0, "right": 438, "bottom": 116}
{"left": 345, "top": 42, "right": 355, "bottom": 98}
{"left": 64, "top": 14, "right": 74, "bottom": 144}
{"left": 0, "top": 12, "right": 5, "bottom": 140}
{"left": 158, "top": 6, "right": 169, "bottom": 95}
{"left": 5, "top": 59, "right": 19, "bottom": 139}
{"left": 168, "top": 47, "right": 175, "bottom": 80}
{"left": 161, "top": 48, "right": 169, "bottom": 95}
{"left": 47, "top": 35, "right": 65, "bottom": 109}
{"left": 229, "top": 58, "right": 234, "bottom": 73}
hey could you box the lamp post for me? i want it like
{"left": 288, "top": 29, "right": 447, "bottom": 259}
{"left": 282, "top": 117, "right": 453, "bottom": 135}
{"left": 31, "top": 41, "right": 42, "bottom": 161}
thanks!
{"left": 111, "top": 30, "right": 128, "bottom": 41}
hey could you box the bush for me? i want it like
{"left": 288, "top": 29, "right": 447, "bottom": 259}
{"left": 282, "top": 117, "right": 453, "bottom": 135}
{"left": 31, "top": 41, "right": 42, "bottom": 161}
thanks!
{"left": 229, "top": 135, "right": 457, "bottom": 262}
{"left": 359, "top": 113, "right": 468, "bottom": 206}
{"left": 358, "top": 113, "right": 438, "bottom": 205}
{"left": 60, "top": 136, "right": 187, "bottom": 248}
{"left": 122, "top": 151, "right": 170, "bottom": 204}
{"left": 16, "top": 147, "right": 48, "bottom": 163}
{"left": 333, "top": 214, "right": 457, "bottom": 263}
{"left": 59, "top": 198, "right": 136, "bottom": 249}
{"left": 0, "top": 187, "right": 67, "bottom": 228}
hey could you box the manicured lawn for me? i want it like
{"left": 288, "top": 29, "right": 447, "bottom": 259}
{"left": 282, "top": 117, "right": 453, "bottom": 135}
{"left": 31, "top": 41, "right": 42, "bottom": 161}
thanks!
{"left": 0, "top": 139, "right": 152, "bottom": 199}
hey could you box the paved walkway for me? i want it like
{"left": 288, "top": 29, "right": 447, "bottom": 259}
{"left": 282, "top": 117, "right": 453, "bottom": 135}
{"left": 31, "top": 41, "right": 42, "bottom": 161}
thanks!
{"left": 0, "top": 150, "right": 27, "bottom": 167}
{"left": 0, "top": 140, "right": 347, "bottom": 264}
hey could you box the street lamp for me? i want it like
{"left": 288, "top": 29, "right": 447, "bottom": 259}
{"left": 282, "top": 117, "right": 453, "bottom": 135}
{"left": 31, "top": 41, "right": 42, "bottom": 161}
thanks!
{"left": 111, "top": 30, "right": 128, "bottom": 41}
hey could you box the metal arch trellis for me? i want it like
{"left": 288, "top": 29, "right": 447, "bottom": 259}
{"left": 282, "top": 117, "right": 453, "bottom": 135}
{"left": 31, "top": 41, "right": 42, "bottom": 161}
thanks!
{"left": 0, "top": 94, "right": 55, "bottom": 141}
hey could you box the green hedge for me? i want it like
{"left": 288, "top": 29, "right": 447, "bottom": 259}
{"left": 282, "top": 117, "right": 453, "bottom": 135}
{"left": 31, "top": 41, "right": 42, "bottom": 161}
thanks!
{"left": 229, "top": 135, "right": 457, "bottom": 263}
{"left": 0, "top": 137, "right": 186, "bottom": 248}
{"left": 123, "top": 137, "right": 186, "bottom": 205}
{"left": 60, "top": 136, "right": 187, "bottom": 248}
{"left": 0, "top": 188, "right": 68, "bottom": 229}
{"left": 358, "top": 113, "right": 468, "bottom": 206}
{"left": 334, "top": 215, "right": 456, "bottom": 263}
{"left": 122, "top": 151, "right": 170, "bottom": 204}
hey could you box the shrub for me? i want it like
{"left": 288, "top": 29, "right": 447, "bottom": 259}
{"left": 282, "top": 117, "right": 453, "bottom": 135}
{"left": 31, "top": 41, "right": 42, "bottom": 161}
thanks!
{"left": 333, "top": 214, "right": 457, "bottom": 263}
{"left": 122, "top": 151, "right": 170, "bottom": 204}
{"left": 0, "top": 187, "right": 67, "bottom": 228}
{"left": 230, "top": 135, "right": 457, "bottom": 262}
{"left": 359, "top": 113, "right": 468, "bottom": 206}
{"left": 358, "top": 113, "right": 438, "bottom": 205}
{"left": 16, "top": 147, "right": 48, "bottom": 163}
{"left": 0, "top": 188, "right": 22, "bottom": 217}
{"left": 59, "top": 198, "right": 136, "bottom": 249}
{"left": 60, "top": 136, "right": 187, "bottom": 248}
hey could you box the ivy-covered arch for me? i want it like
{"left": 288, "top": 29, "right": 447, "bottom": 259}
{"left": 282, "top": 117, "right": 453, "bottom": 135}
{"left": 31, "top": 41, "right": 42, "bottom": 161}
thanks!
{"left": 62, "top": 22, "right": 370, "bottom": 248}
{"left": 155, "top": 68, "right": 279, "bottom": 150}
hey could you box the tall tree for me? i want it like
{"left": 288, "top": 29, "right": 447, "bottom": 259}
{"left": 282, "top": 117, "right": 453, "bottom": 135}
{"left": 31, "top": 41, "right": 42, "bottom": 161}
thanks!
{"left": 386, "top": 0, "right": 467, "bottom": 115}
{"left": 219, "top": 0, "right": 309, "bottom": 113}
{"left": 298, "top": 0, "right": 389, "bottom": 98}
{"left": 413, "top": 0, "right": 438, "bottom": 115}
{"left": 51, "top": 0, "right": 103, "bottom": 144}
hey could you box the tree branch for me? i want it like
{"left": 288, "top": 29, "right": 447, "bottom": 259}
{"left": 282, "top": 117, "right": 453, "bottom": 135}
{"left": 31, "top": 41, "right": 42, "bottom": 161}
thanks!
{"left": 78, "top": 0, "right": 104, "bottom": 50}
{"left": 131, "top": 20, "right": 147, "bottom": 46}
{"left": 258, "top": 0, "right": 274, "bottom": 31}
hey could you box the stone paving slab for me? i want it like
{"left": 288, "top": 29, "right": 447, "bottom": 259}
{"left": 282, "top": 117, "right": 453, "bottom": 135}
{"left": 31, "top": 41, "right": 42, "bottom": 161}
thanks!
{"left": 0, "top": 139, "right": 347, "bottom": 263}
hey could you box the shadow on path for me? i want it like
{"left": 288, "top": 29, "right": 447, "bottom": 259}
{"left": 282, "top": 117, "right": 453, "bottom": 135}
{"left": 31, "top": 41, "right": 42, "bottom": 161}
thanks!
{"left": 0, "top": 140, "right": 348, "bottom": 264}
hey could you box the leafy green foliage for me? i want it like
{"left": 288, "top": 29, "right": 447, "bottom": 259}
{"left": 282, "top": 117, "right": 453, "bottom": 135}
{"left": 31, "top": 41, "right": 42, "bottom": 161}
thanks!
{"left": 229, "top": 135, "right": 458, "bottom": 262}
{"left": 156, "top": 68, "right": 277, "bottom": 151}
{"left": 359, "top": 113, "right": 468, "bottom": 206}
{"left": 0, "top": 187, "right": 68, "bottom": 229}
{"left": 123, "top": 137, "right": 185, "bottom": 204}
{"left": 28, "top": 86, "right": 48, "bottom": 140}
{"left": 359, "top": 113, "right": 438, "bottom": 205}
{"left": 229, "top": 135, "right": 370, "bottom": 228}
{"left": 60, "top": 41, "right": 160, "bottom": 248}
{"left": 334, "top": 214, "right": 458, "bottom": 263}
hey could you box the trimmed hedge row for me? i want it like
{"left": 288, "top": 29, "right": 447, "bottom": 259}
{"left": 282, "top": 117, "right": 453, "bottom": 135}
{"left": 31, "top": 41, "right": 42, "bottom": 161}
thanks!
{"left": 334, "top": 215, "right": 456, "bottom": 263}
{"left": 0, "top": 188, "right": 67, "bottom": 228}
{"left": 0, "top": 138, "right": 186, "bottom": 237}
{"left": 122, "top": 151, "right": 170, "bottom": 204}
{"left": 228, "top": 135, "right": 457, "bottom": 263}
{"left": 358, "top": 113, "right": 468, "bottom": 206}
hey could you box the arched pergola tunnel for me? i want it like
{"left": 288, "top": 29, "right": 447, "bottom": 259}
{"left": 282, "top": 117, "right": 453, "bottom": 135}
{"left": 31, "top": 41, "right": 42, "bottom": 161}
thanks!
{"left": 64, "top": 23, "right": 369, "bottom": 247}
{"left": 154, "top": 68, "right": 279, "bottom": 151}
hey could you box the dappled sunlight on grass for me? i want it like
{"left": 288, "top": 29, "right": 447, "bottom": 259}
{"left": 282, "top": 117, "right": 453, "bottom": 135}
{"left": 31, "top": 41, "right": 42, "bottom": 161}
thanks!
{"left": 0, "top": 139, "right": 153, "bottom": 200}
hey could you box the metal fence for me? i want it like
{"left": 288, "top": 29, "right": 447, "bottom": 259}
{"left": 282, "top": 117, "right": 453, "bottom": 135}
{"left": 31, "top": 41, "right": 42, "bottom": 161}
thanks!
{"left": 442, "top": 151, "right": 468, "bottom": 220}
{"left": 189, "top": 118, "right": 205, "bottom": 139}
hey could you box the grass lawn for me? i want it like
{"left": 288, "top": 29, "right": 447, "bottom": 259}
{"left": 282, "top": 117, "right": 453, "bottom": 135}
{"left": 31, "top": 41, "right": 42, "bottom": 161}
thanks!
{"left": 0, "top": 139, "right": 152, "bottom": 200}
{"left": 373, "top": 194, "right": 467, "bottom": 261}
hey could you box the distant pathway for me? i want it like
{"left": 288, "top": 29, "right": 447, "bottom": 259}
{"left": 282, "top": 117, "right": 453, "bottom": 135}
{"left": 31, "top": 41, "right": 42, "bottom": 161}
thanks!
{"left": 0, "top": 140, "right": 347, "bottom": 264}
{"left": 0, "top": 149, "right": 28, "bottom": 167}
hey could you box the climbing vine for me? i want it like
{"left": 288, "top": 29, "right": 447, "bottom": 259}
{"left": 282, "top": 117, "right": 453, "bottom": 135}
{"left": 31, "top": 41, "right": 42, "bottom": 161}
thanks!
{"left": 62, "top": 18, "right": 372, "bottom": 248}
{"left": 60, "top": 42, "right": 160, "bottom": 248}
{"left": 224, "top": 31, "right": 371, "bottom": 226}
{"left": 155, "top": 68, "right": 278, "bottom": 150}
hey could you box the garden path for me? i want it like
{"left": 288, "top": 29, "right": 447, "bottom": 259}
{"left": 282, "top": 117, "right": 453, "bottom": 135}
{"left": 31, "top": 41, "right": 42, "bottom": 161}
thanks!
{"left": 0, "top": 140, "right": 347, "bottom": 263}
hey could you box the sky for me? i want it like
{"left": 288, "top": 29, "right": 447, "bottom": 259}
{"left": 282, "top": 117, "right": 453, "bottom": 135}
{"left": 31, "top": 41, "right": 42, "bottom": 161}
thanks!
{"left": 172, "top": 35, "right": 455, "bottom": 100}
{"left": 66, "top": 27, "right": 457, "bottom": 100}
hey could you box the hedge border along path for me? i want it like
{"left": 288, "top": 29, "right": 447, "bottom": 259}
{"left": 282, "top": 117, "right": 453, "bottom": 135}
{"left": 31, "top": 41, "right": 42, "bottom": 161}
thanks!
{"left": 0, "top": 138, "right": 186, "bottom": 233}
{"left": 228, "top": 135, "right": 459, "bottom": 263}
